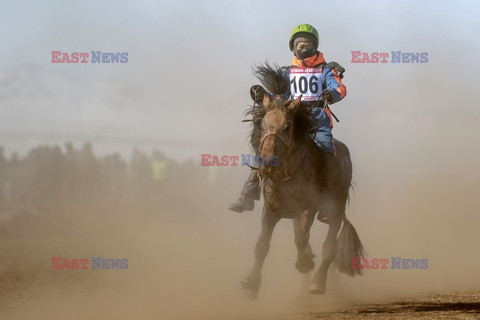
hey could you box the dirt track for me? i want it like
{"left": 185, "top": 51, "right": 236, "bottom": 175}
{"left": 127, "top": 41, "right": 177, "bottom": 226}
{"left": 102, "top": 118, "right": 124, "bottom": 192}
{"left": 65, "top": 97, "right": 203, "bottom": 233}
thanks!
{"left": 1, "top": 167, "right": 479, "bottom": 320}
{"left": 1, "top": 217, "right": 479, "bottom": 320}
{"left": 290, "top": 291, "right": 480, "bottom": 320}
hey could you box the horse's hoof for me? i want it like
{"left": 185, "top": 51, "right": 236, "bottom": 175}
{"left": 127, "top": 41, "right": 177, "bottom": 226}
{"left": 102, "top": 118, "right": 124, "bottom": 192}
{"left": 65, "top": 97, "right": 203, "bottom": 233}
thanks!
{"left": 295, "top": 259, "right": 315, "bottom": 273}
{"left": 309, "top": 282, "right": 325, "bottom": 295}
{"left": 240, "top": 279, "right": 259, "bottom": 300}
{"left": 241, "top": 289, "right": 258, "bottom": 300}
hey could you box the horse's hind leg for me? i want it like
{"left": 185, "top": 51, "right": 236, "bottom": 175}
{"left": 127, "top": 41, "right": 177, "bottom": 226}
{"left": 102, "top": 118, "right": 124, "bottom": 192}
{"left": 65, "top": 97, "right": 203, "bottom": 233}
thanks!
{"left": 241, "top": 211, "right": 279, "bottom": 299}
{"left": 310, "top": 214, "right": 342, "bottom": 295}
{"left": 293, "top": 210, "right": 316, "bottom": 273}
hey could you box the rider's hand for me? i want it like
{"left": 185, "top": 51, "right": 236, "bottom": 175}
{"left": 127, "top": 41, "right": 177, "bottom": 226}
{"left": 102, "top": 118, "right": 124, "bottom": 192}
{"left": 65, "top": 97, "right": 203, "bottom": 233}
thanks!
{"left": 321, "top": 89, "right": 333, "bottom": 104}
{"left": 250, "top": 85, "right": 266, "bottom": 104}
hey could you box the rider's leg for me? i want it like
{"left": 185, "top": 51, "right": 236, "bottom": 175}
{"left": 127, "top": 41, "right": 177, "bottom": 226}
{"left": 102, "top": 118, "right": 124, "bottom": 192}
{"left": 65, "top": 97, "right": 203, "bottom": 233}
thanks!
{"left": 229, "top": 85, "right": 265, "bottom": 213}
{"left": 229, "top": 169, "right": 260, "bottom": 213}
{"left": 310, "top": 107, "right": 336, "bottom": 156}
{"left": 312, "top": 126, "right": 338, "bottom": 171}
{"left": 310, "top": 107, "right": 338, "bottom": 224}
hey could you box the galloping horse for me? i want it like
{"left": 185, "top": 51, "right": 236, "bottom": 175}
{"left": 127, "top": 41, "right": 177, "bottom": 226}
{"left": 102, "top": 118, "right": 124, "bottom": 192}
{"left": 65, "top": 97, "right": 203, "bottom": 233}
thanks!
{"left": 240, "top": 63, "right": 365, "bottom": 299}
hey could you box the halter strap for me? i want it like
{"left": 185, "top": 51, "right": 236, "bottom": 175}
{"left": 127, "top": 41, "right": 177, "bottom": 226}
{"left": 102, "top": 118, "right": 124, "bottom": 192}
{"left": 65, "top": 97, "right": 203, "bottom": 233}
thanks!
{"left": 260, "top": 132, "right": 293, "bottom": 155}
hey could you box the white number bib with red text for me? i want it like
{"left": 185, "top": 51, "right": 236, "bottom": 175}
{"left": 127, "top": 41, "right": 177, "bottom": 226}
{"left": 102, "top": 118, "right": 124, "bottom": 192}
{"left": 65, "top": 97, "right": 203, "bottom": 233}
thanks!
{"left": 289, "top": 68, "right": 323, "bottom": 101}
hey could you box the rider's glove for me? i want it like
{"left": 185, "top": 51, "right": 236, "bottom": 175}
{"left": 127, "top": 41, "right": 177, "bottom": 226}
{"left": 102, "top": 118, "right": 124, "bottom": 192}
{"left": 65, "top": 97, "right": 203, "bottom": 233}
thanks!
{"left": 250, "top": 85, "right": 266, "bottom": 104}
{"left": 321, "top": 89, "right": 333, "bottom": 104}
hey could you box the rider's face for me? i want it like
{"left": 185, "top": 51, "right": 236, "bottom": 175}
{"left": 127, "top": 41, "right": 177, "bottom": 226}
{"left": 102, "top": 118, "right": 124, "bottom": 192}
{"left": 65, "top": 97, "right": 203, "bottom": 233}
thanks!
{"left": 295, "top": 41, "right": 314, "bottom": 51}
{"left": 295, "top": 41, "right": 316, "bottom": 59}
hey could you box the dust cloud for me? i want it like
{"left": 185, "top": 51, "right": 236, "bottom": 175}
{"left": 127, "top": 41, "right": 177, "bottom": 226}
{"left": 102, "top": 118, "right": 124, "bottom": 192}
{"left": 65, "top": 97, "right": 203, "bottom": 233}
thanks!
{"left": 1, "top": 0, "right": 480, "bottom": 319}
{"left": 0, "top": 135, "right": 479, "bottom": 319}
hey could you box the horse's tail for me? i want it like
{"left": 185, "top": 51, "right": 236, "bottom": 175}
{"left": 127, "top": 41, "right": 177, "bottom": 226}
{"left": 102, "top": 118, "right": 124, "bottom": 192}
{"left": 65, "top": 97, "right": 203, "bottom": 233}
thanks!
{"left": 334, "top": 217, "right": 365, "bottom": 276}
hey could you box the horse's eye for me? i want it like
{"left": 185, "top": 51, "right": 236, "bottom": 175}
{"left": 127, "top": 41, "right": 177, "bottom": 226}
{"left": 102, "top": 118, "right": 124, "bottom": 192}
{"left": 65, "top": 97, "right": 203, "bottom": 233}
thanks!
{"left": 284, "top": 124, "right": 291, "bottom": 131}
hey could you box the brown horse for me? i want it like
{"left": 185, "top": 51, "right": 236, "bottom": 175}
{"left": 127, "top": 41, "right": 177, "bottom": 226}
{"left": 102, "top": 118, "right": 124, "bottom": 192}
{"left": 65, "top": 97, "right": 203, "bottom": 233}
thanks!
{"left": 240, "top": 63, "right": 365, "bottom": 299}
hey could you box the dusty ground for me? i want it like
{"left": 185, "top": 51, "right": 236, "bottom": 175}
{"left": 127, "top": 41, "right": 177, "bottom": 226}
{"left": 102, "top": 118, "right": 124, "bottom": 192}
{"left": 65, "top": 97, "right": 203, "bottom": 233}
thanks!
{"left": 1, "top": 204, "right": 479, "bottom": 320}
{"left": 290, "top": 291, "right": 480, "bottom": 320}
{"left": 1, "top": 165, "right": 479, "bottom": 320}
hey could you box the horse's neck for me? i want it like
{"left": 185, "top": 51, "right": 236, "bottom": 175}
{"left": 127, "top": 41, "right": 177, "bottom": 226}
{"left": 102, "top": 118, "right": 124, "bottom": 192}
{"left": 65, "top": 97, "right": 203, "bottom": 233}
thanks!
{"left": 290, "top": 136, "right": 316, "bottom": 165}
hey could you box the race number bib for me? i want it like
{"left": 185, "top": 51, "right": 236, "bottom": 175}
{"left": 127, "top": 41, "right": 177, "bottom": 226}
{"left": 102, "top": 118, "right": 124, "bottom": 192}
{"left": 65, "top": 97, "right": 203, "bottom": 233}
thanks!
{"left": 289, "top": 68, "right": 323, "bottom": 101}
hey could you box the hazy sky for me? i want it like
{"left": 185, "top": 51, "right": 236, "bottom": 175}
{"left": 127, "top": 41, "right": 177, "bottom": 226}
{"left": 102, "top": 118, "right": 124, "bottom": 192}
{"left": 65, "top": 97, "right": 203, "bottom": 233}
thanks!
{"left": 1, "top": 0, "right": 479, "bottom": 171}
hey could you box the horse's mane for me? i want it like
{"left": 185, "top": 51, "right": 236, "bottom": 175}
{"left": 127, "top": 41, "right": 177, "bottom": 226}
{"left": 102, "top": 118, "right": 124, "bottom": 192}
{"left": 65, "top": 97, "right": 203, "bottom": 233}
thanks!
{"left": 244, "top": 62, "right": 315, "bottom": 154}
{"left": 253, "top": 62, "right": 289, "bottom": 95}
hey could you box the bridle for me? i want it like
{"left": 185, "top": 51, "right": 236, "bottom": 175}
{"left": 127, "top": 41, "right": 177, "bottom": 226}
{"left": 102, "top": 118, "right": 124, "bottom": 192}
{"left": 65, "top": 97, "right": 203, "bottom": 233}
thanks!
{"left": 259, "top": 131, "right": 293, "bottom": 156}
{"left": 259, "top": 131, "right": 296, "bottom": 183}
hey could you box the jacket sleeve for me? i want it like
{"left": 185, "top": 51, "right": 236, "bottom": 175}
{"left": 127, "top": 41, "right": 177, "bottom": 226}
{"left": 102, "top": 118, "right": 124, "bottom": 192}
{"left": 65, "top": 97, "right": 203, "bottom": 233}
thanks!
{"left": 323, "top": 66, "right": 347, "bottom": 104}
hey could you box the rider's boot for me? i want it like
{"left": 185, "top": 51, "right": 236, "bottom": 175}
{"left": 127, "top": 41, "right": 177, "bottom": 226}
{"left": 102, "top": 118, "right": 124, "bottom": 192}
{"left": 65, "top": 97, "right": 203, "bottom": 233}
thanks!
{"left": 229, "top": 170, "right": 260, "bottom": 213}
{"left": 317, "top": 151, "right": 339, "bottom": 224}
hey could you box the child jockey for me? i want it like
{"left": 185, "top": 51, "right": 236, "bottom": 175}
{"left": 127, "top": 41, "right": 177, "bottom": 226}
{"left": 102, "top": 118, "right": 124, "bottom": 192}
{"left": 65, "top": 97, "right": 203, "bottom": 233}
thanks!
{"left": 229, "top": 24, "right": 347, "bottom": 220}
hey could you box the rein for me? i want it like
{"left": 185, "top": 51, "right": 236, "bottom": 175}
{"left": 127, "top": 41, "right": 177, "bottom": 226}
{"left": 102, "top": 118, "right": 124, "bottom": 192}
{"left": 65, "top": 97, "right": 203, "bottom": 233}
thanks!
{"left": 259, "top": 132, "right": 292, "bottom": 155}
{"left": 259, "top": 130, "right": 297, "bottom": 182}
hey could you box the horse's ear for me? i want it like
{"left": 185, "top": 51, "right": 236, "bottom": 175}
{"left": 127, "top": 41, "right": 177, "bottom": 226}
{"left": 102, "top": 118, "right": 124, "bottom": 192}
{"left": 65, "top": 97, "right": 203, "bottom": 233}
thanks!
{"left": 263, "top": 93, "right": 273, "bottom": 111}
{"left": 288, "top": 95, "right": 302, "bottom": 113}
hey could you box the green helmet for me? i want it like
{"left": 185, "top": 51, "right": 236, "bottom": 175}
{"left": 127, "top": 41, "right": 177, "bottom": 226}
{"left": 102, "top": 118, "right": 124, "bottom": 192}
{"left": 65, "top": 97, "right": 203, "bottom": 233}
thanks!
{"left": 289, "top": 24, "right": 319, "bottom": 51}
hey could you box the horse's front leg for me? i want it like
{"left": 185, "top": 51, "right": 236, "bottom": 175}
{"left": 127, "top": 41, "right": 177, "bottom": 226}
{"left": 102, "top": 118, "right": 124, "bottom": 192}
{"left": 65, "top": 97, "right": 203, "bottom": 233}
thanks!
{"left": 241, "top": 209, "right": 279, "bottom": 299}
{"left": 293, "top": 209, "right": 316, "bottom": 273}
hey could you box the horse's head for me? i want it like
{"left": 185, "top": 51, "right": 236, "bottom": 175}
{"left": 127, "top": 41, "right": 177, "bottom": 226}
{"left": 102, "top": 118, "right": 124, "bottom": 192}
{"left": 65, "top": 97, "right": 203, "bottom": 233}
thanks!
{"left": 260, "top": 94, "right": 302, "bottom": 161}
